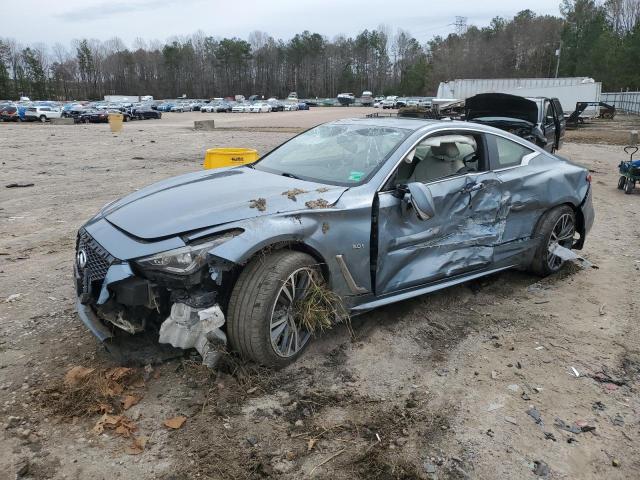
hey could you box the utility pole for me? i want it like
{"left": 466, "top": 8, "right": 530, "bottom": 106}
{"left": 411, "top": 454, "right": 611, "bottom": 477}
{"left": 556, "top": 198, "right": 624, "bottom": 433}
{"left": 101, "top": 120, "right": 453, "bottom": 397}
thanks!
{"left": 555, "top": 41, "right": 562, "bottom": 78}
{"left": 454, "top": 16, "right": 468, "bottom": 35}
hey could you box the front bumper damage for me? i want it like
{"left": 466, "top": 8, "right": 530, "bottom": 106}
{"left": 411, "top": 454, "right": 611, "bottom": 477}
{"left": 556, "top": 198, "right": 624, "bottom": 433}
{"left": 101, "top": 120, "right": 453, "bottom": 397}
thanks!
{"left": 158, "top": 303, "right": 226, "bottom": 367}
{"left": 75, "top": 229, "right": 229, "bottom": 367}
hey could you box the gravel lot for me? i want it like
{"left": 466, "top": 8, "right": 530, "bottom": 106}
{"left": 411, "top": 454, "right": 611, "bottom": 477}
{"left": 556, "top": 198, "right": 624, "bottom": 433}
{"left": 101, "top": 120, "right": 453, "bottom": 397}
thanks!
{"left": 1, "top": 108, "right": 639, "bottom": 479}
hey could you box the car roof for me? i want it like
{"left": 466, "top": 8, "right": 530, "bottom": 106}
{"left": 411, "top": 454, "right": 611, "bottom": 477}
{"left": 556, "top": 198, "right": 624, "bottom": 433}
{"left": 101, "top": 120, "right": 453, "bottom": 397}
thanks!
{"left": 327, "top": 117, "right": 539, "bottom": 138}
{"left": 329, "top": 117, "right": 443, "bottom": 131}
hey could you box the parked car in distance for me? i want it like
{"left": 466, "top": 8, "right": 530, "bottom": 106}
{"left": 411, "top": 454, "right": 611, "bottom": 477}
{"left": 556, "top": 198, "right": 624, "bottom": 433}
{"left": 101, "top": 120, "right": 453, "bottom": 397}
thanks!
{"left": 77, "top": 109, "right": 109, "bottom": 123}
{"left": 74, "top": 118, "right": 593, "bottom": 369}
{"left": 284, "top": 102, "right": 299, "bottom": 111}
{"left": 0, "top": 105, "right": 20, "bottom": 121}
{"left": 465, "top": 93, "right": 566, "bottom": 152}
{"left": 232, "top": 103, "right": 250, "bottom": 113}
{"left": 24, "top": 105, "right": 63, "bottom": 122}
{"left": 249, "top": 102, "right": 271, "bottom": 113}
{"left": 156, "top": 103, "right": 175, "bottom": 112}
{"left": 297, "top": 102, "right": 309, "bottom": 111}
{"left": 132, "top": 107, "right": 162, "bottom": 120}
{"left": 268, "top": 100, "right": 285, "bottom": 112}
{"left": 382, "top": 96, "right": 398, "bottom": 109}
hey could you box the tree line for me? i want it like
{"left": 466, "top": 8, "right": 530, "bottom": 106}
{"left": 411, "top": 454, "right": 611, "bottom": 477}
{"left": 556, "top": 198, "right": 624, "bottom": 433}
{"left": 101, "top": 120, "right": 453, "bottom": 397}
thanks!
{"left": 1, "top": 0, "right": 639, "bottom": 101}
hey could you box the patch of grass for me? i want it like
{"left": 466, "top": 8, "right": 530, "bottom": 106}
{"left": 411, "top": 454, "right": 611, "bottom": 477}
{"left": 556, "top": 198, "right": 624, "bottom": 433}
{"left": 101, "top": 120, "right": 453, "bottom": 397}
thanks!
{"left": 293, "top": 275, "right": 349, "bottom": 334}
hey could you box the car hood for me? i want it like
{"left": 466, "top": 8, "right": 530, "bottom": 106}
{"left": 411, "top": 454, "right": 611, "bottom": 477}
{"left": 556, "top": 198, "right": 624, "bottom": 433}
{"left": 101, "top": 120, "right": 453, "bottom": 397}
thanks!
{"left": 465, "top": 93, "right": 538, "bottom": 124}
{"left": 102, "top": 167, "right": 347, "bottom": 240}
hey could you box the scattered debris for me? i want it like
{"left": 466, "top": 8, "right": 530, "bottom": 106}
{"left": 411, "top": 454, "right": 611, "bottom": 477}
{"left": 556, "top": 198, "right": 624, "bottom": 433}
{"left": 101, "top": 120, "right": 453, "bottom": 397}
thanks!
{"left": 554, "top": 418, "right": 581, "bottom": 434}
{"left": 599, "top": 304, "right": 606, "bottom": 315}
{"left": 305, "top": 198, "right": 330, "bottom": 209}
{"left": 423, "top": 462, "right": 437, "bottom": 474}
{"left": 504, "top": 416, "right": 518, "bottom": 425}
{"left": 543, "top": 432, "right": 556, "bottom": 441}
{"left": 533, "top": 460, "right": 550, "bottom": 477}
{"left": 132, "top": 156, "right": 144, "bottom": 160}
{"left": 4, "top": 293, "right": 21, "bottom": 303}
{"left": 548, "top": 243, "right": 596, "bottom": 269}
{"left": 309, "top": 448, "right": 345, "bottom": 475}
{"left": 316, "top": 187, "right": 329, "bottom": 193}
{"left": 527, "top": 407, "right": 543, "bottom": 424}
{"left": 592, "top": 401, "right": 605, "bottom": 411}
{"left": 612, "top": 413, "right": 624, "bottom": 427}
{"left": 164, "top": 415, "right": 187, "bottom": 429}
{"left": 521, "top": 392, "right": 531, "bottom": 401}
{"left": 487, "top": 402, "right": 504, "bottom": 412}
{"left": 571, "top": 366, "right": 580, "bottom": 377}
{"left": 249, "top": 198, "right": 267, "bottom": 211}
{"left": 93, "top": 414, "right": 137, "bottom": 437}
{"left": 126, "top": 435, "right": 148, "bottom": 455}
{"left": 64, "top": 366, "right": 96, "bottom": 386}
{"left": 122, "top": 394, "right": 142, "bottom": 410}
{"left": 612, "top": 458, "right": 621, "bottom": 467}
{"left": 5, "top": 182, "right": 34, "bottom": 188}
{"left": 281, "top": 188, "right": 307, "bottom": 201}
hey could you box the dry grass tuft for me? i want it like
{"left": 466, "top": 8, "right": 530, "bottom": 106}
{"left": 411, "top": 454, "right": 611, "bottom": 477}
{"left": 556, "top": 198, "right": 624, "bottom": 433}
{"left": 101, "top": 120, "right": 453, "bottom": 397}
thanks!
{"left": 293, "top": 275, "right": 349, "bottom": 334}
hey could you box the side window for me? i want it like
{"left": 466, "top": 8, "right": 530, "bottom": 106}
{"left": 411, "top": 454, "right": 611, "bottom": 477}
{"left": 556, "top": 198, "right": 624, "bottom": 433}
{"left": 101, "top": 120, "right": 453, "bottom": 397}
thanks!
{"left": 493, "top": 135, "right": 534, "bottom": 169}
{"left": 393, "top": 133, "right": 486, "bottom": 186}
{"left": 544, "top": 102, "right": 554, "bottom": 125}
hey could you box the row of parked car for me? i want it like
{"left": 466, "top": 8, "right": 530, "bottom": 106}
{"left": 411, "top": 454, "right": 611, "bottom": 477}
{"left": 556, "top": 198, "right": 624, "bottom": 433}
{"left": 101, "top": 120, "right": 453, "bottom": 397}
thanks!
{"left": 373, "top": 96, "right": 433, "bottom": 109}
{"left": 0, "top": 101, "right": 163, "bottom": 123}
{"left": 0, "top": 96, "right": 315, "bottom": 123}
{"left": 155, "top": 98, "right": 310, "bottom": 113}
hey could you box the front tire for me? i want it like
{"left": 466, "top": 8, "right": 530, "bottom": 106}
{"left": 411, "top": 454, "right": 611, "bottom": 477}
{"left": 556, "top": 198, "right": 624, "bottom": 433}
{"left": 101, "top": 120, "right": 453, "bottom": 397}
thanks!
{"left": 227, "top": 250, "right": 320, "bottom": 368}
{"left": 618, "top": 176, "right": 627, "bottom": 189}
{"left": 39, "top": 115, "right": 46, "bottom": 123}
{"left": 530, "top": 205, "right": 576, "bottom": 276}
{"left": 624, "top": 178, "right": 635, "bottom": 194}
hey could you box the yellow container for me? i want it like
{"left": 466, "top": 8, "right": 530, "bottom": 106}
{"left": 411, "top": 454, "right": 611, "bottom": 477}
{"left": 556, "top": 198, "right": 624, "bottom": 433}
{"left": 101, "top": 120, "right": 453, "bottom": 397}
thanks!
{"left": 203, "top": 148, "right": 259, "bottom": 169}
{"left": 108, "top": 113, "right": 123, "bottom": 133}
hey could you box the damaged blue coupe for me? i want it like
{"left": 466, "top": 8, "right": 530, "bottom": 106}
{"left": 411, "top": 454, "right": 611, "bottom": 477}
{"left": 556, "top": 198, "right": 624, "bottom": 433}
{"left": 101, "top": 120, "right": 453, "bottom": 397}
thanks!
{"left": 75, "top": 118, "right": 594, "bottom": 367}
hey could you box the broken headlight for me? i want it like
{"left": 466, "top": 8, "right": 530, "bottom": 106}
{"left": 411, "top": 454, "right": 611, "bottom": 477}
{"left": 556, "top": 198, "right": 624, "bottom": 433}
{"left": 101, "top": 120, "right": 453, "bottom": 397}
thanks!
{"left": 136, "top": 232, "right": 239, "bottom": 275}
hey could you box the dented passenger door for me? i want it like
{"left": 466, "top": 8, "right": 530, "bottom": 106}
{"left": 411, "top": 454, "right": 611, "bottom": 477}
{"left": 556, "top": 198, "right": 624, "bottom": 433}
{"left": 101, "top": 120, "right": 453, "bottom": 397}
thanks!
{"left": 374, "top": 131, "right": 506, "bottom": 295}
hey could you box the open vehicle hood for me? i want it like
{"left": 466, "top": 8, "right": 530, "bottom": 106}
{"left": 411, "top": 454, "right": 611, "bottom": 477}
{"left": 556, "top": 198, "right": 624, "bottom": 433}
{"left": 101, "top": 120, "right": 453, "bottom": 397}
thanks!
{"left": 103, "top": 167, "right": 347, "bottom": 240}
{"left": 465, "top": 93, "right": 538, "bottom": 124}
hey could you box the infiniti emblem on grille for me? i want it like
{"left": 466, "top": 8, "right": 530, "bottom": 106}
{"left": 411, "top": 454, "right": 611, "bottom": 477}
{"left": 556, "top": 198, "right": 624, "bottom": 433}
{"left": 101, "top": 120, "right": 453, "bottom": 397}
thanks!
{"left": 77, "top": 249, "right": 88, "bottom": 269}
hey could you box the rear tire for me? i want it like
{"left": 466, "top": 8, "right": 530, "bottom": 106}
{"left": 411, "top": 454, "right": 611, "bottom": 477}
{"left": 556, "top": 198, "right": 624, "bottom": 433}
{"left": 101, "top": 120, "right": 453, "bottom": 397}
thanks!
{"left": 39, "top": 115, "right": 46, "bottom": 123}
{"left": 227, "top": 250, "right": 320, "bottom": 368}
{"left": 530, "top": 205, "right": 576, "bottom": 277}
{"left": 624, "top": 178, "right": 635, "bottom": 194}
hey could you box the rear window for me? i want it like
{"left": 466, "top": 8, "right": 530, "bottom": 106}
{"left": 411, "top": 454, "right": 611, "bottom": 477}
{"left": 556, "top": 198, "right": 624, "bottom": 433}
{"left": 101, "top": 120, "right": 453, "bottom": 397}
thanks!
{"left": 493, "top": 135, "right": 534, "bottom": 169}
{"left": 27, "top": 107, "right": 36, "bottom": 112}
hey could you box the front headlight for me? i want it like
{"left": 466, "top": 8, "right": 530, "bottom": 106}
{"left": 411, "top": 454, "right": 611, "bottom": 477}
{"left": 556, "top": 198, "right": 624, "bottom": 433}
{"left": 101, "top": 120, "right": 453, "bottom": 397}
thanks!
{"left": 136, "top": 231, "right": 240, "bottom": 275}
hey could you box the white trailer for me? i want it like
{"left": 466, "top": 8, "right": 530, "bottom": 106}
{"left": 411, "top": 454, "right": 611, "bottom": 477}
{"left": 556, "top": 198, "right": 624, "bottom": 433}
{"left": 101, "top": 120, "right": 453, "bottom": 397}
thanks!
{"left": 103, "top": 95, "right": 141, "bottom": 103}
{"left": 436, "top": 77, "right": 602, "bottom": 115}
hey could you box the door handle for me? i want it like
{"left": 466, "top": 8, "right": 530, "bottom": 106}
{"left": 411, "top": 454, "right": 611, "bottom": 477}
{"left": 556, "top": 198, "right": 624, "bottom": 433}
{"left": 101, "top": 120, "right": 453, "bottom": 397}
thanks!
{"left": 461, "top": 182, "right": 484, "bottom": 194}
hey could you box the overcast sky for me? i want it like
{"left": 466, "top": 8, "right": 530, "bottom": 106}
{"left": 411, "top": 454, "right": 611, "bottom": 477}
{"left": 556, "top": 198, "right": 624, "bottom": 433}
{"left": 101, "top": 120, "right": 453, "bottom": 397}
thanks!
{"left": 2, "top": 0, "right": 563, "bottom": 46}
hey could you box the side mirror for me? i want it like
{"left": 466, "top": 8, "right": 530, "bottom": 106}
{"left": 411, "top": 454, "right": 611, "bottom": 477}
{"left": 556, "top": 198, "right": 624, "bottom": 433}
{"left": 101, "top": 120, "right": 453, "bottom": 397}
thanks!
{"left": 403, "top": 182, "right": 436, "bottom": 220}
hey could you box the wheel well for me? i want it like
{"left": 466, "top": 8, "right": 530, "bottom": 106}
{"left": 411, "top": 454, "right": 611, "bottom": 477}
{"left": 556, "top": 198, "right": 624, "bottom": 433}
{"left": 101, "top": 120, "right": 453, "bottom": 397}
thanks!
{"left": 532, "top": 203, "right": 585, "bottom": 248}
{"left": 216, "top": 241, "right": 329, "bottom": 313}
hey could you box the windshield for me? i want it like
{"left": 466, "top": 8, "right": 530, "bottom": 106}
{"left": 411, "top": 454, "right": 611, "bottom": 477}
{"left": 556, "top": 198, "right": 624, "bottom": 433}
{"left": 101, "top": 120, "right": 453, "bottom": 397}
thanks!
{"left": 253, "top": 123, "right": 410, "bottom": 186}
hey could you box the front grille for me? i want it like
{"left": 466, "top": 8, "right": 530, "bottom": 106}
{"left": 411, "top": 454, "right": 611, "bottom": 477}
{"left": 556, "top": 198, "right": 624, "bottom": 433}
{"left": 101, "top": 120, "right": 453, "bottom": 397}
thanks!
{"left": 78, "top": 230, "right": 115, "bottom": 281}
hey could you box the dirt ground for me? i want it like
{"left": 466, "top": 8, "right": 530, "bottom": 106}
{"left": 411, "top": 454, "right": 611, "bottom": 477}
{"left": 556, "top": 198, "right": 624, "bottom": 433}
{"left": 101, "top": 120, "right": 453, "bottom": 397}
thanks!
{"left": 1, "top": 108, "right": 639, "bottom": 480}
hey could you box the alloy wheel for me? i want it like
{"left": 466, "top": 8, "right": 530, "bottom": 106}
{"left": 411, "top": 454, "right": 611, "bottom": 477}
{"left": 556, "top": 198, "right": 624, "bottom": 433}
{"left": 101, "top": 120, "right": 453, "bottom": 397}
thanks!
{"left": 269, "top": 267, "right": 317, "bottom": 358}
{"left": 547, "top": 213, "right": 575, "bottom": 270}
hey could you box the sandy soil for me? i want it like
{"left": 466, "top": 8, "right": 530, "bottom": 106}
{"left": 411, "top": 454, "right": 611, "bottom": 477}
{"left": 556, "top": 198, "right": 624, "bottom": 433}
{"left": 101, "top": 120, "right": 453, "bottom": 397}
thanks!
{"left": 0, "top": 108, "right": 639, "bottom": 480}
